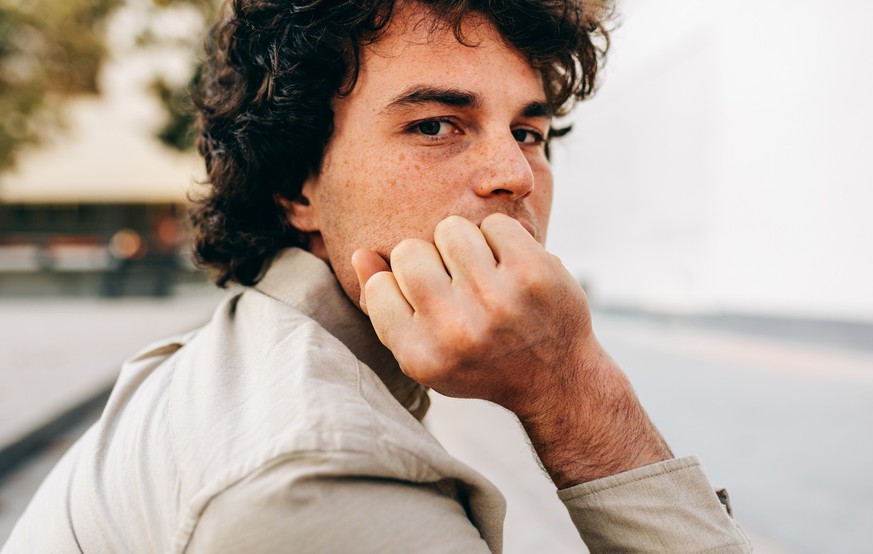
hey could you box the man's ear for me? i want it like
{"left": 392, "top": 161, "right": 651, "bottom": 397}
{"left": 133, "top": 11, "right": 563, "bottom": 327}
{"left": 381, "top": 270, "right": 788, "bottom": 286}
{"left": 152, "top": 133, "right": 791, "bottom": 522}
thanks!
{"left": 277, "top": 176, "right": 320, "bottom": 232}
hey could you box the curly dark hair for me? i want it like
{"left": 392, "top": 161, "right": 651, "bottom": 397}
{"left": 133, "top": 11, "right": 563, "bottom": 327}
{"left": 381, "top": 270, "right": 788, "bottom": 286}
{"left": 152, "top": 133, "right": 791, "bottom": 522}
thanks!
{"left": 191, "top": 0, "right": 612, "bottom": 287}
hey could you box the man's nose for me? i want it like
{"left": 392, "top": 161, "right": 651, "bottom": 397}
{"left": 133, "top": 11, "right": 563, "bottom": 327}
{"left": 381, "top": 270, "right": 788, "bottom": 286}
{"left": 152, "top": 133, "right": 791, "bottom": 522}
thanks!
{"left": 472, "top": 134, "right": 535, "bottom": 200}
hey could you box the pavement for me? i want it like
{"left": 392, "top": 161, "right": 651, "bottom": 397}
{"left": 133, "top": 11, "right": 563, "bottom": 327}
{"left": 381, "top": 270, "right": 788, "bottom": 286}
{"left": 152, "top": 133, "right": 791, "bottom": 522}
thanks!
{"left": 2, "top": 295, "right": 872, "bottom": 552}
{"left": 425, "top": 313, "right": 873, "bottom": 553}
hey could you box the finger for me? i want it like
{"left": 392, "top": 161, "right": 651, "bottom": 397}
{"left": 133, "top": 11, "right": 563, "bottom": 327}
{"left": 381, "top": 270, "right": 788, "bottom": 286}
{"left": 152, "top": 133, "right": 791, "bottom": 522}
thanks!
{"left": 479, "top": 213, "right": 541, "bottom": 266}
{"left": 389, "top": 239, "right": 452, "bottom": 313}
{"left": 351, "top": 248, "right": 391, "bottom": 314}
{"left": 433, "top": 215, "right": 497, "bottom": 283}
{"left": 364, "top": 271, "right": 414, "bottom": 351}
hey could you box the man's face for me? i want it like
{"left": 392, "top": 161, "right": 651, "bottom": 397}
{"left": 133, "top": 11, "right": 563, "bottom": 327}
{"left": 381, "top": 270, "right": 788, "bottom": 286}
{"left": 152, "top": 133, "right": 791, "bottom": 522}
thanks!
{"left": 290, "top": 5, "right": 554, "bottom": 304}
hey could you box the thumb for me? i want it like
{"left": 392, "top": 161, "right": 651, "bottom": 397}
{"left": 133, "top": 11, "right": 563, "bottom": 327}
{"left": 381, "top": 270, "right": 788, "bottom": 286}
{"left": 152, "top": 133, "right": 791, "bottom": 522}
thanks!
{"left": 351, "top": 248, "right": 390, "bottom": 314}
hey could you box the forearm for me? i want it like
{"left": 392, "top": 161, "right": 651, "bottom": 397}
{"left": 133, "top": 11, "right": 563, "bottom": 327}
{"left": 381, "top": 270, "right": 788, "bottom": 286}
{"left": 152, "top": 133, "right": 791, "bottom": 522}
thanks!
{"left": 514, "top": 345, "right": 749, "bottom": 551}
{"left": 515, "top": 346, "right": 673, "bottom": 487}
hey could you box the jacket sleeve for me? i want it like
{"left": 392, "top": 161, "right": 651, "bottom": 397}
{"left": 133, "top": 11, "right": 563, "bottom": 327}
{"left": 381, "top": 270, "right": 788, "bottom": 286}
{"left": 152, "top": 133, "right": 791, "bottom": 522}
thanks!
{"left": 183, "top": 469, "right": 493, "bottom": 553}
{"left": 184, "top": 455, "right": 751, "bottom": 553}
{"left": 557, "top": 456, "right": 752, "bottom": 553}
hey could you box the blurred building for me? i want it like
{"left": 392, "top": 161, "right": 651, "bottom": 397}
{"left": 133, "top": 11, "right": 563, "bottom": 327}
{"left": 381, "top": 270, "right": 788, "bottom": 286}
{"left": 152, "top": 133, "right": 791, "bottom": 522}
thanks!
{"left": 0, "top": 4, "right": 206, "bottom": 297}
{"left": 1, "top": 0, "right": 870, "bottom": 319}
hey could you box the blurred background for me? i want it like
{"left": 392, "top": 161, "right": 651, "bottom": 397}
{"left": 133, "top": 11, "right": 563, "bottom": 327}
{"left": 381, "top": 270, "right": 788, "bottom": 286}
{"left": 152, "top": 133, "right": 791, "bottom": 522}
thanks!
{"left": 1, "top": 0, "right": 871, "bottom": 552}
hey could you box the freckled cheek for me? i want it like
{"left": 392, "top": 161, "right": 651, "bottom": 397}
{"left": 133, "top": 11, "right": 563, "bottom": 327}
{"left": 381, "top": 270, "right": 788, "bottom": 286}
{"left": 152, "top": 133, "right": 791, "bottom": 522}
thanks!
{"left": 360, "top": 144, "right": 470, "bottom": 234}
{"left": 390, "top": 156, "right": 456, "bottom": 200}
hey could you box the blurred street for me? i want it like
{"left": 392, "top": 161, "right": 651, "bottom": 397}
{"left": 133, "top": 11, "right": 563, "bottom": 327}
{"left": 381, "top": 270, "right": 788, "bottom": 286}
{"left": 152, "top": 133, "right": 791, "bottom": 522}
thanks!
{"left": 427, "top": 313, "right": 873, "bottom": 553}
{"left": 0, "top": 285, "right": 227, "bottom": 459}
{"left": 2, "top": 302, "right": 870, "bottom": 552}
{"left": 2, "top": 0, "right": 871, "bottom": 551}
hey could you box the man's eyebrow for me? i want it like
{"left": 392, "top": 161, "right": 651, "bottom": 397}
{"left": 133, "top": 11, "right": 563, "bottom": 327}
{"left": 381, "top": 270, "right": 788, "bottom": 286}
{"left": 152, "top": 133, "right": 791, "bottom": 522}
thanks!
{"left": 382, "top": 86, "right": 482, "bottom": 113}
{"left": 521, "top": 101, "right": 553, "bottom": 119}
{"left": 381, "top": 85, "right": 553, "bottom": 119}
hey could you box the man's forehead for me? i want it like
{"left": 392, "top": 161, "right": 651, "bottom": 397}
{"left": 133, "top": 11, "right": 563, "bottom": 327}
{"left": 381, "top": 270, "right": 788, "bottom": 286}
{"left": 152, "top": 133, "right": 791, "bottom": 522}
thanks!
{"left": 373, "top": 2, "right": 492, "bottom": 52}
{"left": 351, "top": 4, "right": 546, "bottom": 108}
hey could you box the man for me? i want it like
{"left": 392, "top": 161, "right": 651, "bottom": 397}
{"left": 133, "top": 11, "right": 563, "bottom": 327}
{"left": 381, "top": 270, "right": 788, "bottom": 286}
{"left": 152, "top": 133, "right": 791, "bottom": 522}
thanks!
{"left": 5, "top": 0, "right": 751, "bottom": 552}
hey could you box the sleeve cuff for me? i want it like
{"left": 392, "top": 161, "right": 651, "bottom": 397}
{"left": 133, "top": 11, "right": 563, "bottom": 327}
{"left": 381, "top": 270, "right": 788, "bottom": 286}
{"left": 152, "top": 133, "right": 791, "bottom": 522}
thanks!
{"left": 557, "top": 456, "right": 751, "bottom": 553}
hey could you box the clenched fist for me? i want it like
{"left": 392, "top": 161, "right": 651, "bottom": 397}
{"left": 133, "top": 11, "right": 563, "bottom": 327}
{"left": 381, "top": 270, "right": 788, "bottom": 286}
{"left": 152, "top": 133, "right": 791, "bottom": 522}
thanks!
{"left": 352, "top": 213, "right": 672, "bottom": 486}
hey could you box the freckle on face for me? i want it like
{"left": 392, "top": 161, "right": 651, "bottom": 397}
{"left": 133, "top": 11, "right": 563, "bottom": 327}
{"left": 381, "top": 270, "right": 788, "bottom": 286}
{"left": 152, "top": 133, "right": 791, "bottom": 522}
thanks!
{"left": 298, "top": 6, "right": 552, "bottom": 306}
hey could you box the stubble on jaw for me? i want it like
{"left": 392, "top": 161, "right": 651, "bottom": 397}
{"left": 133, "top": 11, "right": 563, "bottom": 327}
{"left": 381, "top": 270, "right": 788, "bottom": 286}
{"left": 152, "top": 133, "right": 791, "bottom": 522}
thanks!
{"left": 299, "top": 5, "right": 554, "bottom": 304}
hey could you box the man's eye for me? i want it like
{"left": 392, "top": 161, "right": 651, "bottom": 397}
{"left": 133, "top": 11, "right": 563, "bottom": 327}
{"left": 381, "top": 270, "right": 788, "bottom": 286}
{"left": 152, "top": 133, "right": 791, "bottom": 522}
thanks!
{"left": 512, "top": 128, "right": 545, "bottom": 144}
{"left": 416, "top": 120, "right": 452, "bottom": 136}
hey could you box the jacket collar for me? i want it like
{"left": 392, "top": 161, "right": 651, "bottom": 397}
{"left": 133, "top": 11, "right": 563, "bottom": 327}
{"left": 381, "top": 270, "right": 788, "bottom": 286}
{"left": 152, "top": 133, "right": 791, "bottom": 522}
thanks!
{"left": 254, "top": 248, "right": 430, "bottom": 420}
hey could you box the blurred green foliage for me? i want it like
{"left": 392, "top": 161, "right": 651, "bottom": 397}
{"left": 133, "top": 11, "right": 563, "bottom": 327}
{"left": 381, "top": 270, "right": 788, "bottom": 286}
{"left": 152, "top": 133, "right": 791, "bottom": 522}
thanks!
{"left": 0, "top": 0, "right": 123, "bottom": 170}
{"left": 152, "top": 74, "right": 200, "bottom": 152}
{"left": 140, "top": 0, "right": 215, "bottom": 153}
{"left": 0, "top": 0, "right": 216, "bottom": 172}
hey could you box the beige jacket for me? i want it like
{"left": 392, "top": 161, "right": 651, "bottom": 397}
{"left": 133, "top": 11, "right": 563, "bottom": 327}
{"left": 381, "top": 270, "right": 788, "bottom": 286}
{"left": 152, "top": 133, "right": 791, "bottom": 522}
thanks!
{"left": 4, "top": 248, "right": 750, "bottom": 553}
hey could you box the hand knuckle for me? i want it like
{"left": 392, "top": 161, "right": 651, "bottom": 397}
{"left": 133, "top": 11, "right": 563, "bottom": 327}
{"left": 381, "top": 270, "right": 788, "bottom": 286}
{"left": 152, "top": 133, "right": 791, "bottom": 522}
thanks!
{"left": 480, "top": 213, "right": 499, "bottom": 229}
{"left": 488, "top": 297, "right": 516, "bottom": 322}
{"left": 434, "top": 215, "right": 469, "bottom": 238}
{"left": 481, "top": 212, "right": 509, "bottom": 230}
{"left": 390, "top": 238, "right": 422, "bottom": 264}
{"left": 516, "top": 263, "right": 551, "bottom": 293}
{"left": 443, "top": 316, "right": 482, "bottom": 353}
{"left": 367, "top": 270, "right": 391, "bottom": 288}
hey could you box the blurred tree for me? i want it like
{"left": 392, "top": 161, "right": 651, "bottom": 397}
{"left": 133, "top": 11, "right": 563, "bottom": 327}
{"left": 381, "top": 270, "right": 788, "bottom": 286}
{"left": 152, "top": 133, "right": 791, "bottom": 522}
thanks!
{"left": 152, "top": 73, "right": 201, "bottom": 152}
{"left": 137, "top": 0, "right": 216, "bottom": 152}
{"left": 0, "top": 0, "right": 124, "bottom": 170}
{"left": 0, "top": 0, "right": 217, "bottom": 172}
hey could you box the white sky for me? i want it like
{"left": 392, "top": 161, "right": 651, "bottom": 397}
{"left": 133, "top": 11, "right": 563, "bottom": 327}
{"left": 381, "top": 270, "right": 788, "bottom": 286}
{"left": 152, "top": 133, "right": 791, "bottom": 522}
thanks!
{"left": 549, "top": 0, "right": 873, "bottom": 320}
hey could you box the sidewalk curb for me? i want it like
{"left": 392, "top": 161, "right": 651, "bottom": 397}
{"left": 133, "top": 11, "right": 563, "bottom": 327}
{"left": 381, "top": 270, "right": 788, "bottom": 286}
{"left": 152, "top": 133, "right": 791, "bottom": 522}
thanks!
{"left": 0, "top": 386, "right": 111, "bottom": 480}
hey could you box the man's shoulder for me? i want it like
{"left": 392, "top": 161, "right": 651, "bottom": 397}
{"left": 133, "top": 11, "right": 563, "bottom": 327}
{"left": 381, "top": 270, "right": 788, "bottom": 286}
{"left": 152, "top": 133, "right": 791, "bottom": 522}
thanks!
{"left": 163, "top": 288, "right": 442, "bottom": 489}
{"left": 157, "top": 289, "right": 491, "bottom": 544}
{"left": 17, "top": 290, "right": 466, "bottom": 554}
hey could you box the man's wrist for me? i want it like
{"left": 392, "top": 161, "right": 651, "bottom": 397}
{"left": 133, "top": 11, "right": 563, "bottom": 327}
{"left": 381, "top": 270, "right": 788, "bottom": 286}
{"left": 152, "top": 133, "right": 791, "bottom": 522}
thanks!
{"left": 515, "top": 349, "right": 673, "bottom": 488}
